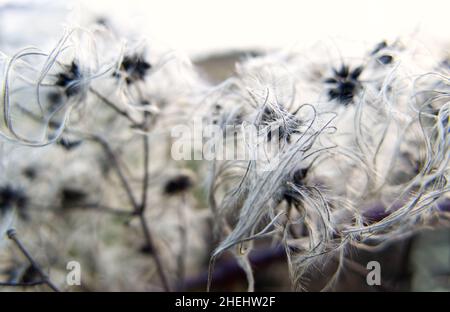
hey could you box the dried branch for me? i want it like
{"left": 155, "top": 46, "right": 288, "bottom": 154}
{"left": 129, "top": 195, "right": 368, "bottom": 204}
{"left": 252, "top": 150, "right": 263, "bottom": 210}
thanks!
{"left": 74, "top": 111, "right": 172, "bottom": 291}
{"left": 89, "top": 87, "right": 139, "bottom": 125}
{"left": 176, "top": 194, "right": 188, "bottom": 289}
{"left": 136, "top": 111, "right": 172, "bottom": 291}
{"left": 0, "top": 281, "right": 46, "bottom": 287}
{"left": 5, "top": 229, "right": 60, "bottom": 292}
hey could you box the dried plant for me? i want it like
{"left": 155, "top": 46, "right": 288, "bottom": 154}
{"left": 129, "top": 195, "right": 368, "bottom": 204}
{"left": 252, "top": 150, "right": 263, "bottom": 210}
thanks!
{"left": 0, "top": 9, "right": 448, "bottom": 292}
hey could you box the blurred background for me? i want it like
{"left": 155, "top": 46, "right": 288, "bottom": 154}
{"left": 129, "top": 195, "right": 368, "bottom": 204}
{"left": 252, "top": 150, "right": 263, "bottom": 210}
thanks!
{"left": 1, "top": 0, "right": 449, "bottom": 55}
{"left": 1, "top": 0, "right": 448, "bottom": 82}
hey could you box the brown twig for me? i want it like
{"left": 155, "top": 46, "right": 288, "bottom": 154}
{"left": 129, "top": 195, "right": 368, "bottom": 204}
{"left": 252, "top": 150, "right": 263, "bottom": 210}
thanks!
{"left": 140, "top": 113, "right": 151, "bottom": 214}
{"left": 0, "top": 281, "right": 47, "bottom": 287}
{"left": 176, "top": 194, "right": 188, "bottom": 289}
{"left": 67, "top": 108, "right": 172, "bottom": 291}
{"left": 89, "top": 87, "right": 139, "bottom": 125}
{"left": 31, "top": 201, "right": 135, "bottom": 217}
{"left": 6, "top": 229, "right": 60, "bottom": 292}
{"left": 83, "top": 134, "right": 140, "bottom": 210}
{"left": 136, "top": 111, "right": 172, "bottom": 291}
{"left": 68, "top": 203, "right": 135, "bottom": 217}
{"left": 138, "top": 214, "right": 171, "bottom": 291}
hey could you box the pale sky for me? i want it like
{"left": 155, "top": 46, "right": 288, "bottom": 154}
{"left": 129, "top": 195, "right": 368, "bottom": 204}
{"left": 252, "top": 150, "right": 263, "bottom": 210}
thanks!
{"left": 1, "top": 0, "right": 449, "bottom": 56}
{"left": 81, "top": 0, "right": 450, "bottom": 56}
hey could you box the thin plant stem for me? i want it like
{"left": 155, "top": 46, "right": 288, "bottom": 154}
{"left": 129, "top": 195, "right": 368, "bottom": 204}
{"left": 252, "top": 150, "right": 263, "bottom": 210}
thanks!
{"left": 176, "top": 194, "right": 188, "bottom": 289}
{"left": 67, "top": 110, "right": 172, "bottom": 291}
{"left": 140, "top": 111, "right": 151, "bottom": 214}
{"left": 71, "top": 203, "right": 135, "bottom": 217}
{"left": 137, "top": 111, "right": 172, "bottom": 291}
{"left": 6, "top": 229, "right": 60, "bottom": 292}
{"left": 138, "top": 214, "right": 172, "bottom": 291}
{"left": 89, "top": 87, "right": 139, "bottom": 125}
{"left": 0, "top": 281, "right": 46, "bottom": 287}
{"left": 85, "top": 134, "right": 140, "bottom": 210}
{"left": 31, "top": 202, "right": 135, "bottom": 217}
